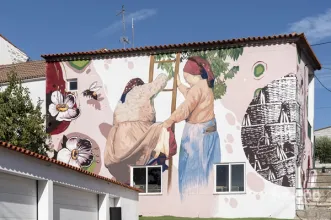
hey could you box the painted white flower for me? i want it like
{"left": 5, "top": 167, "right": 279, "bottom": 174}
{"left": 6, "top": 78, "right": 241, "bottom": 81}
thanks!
{"left": 57, "top": 136, "right": 94, "bottom": 168}
{"left": 48, "top": 91, "right": 80, "bottom": 121}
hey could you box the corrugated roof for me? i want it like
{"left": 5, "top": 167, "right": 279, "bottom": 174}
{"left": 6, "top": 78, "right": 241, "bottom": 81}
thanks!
{"left": 0, "top": 141, "right": 141, "bottom": 192}
{"left": 41, "top": 33, "right": 321, "bottom": 70}
{"left": 0, "top": 60, "right": 45, "bottom": 83}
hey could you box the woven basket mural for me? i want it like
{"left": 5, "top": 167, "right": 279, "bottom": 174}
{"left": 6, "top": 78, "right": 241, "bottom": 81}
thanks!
{"left": 241, "top": 73, "right": 300, "bottom": 187}
{"left": 246, "top": 102, "right": 300, "bottom": 125}
{"left": 264, "top": 77, "right": 296, "bottom": 103}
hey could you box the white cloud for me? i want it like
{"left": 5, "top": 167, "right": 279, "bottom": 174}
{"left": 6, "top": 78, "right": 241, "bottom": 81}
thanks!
{"left": 288, "top": 8, "right": 331, "bottom": 43}
{"left": 96, "top": 9, "right": 157, "bottom": 37}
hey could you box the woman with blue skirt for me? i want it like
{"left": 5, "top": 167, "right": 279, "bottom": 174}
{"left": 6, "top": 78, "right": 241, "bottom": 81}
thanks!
{"left": 163, "top": 56, "right": 221, "bottom": 199}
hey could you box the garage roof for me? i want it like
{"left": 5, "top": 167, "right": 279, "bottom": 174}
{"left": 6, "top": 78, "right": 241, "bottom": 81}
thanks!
{"left": 0, "top": 141, "right": 142, "bottom": 192}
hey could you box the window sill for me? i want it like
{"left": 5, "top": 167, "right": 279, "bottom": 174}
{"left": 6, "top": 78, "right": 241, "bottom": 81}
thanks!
{"left": 138, "top": 193, "right": 163, "bottom": 196}
{"left": 213, "top": 191, "right": 246, "bottom": 195}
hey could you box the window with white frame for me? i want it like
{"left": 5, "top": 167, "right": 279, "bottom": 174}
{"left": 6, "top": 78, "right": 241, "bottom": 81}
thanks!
{"left": 131, "top": 166, "right": 162, "bottom": 194}
{"left": 67, "top": 79, "right": 78, "bottom": 91}
{"left": 214, "top": 163, "right": 245, "bottom": 193}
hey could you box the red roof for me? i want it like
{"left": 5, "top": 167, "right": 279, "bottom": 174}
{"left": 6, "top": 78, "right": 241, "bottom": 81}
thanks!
{"left": 41, "top": 33, "right": 321, "bottom": 70}
{"left": 0, "top": 60, "right": 45, "bottom": 83}
{"left": 0, "top": 141, "right": 141, "bottom": 193}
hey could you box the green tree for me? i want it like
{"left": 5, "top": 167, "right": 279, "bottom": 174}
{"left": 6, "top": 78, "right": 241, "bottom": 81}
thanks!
{"left": 0, "top": 71, "right": 50, "bottom": 155}
{"left": 315, "top": 136, "right": 331, "bottom": 163}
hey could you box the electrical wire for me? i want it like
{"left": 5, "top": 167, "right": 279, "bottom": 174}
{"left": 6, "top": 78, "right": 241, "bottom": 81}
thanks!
{"left": 316, "top": 107, "right": 331, "bottom": 109}
{"left": 311, "top": 41, "right": 331, "bottom": 47}
{"left": 314, "top": 73, "right": 331, "bottom": 93}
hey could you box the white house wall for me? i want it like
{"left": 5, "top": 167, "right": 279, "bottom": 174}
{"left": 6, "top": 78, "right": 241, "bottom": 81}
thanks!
{"left": 0, "top": 36, "right": 28, "bottom": 65}
{"left": 315, "top": 127, "right": 331, "bottom": 138}
{"left": 44, "top": 43, "right": 306, "bottom": 219}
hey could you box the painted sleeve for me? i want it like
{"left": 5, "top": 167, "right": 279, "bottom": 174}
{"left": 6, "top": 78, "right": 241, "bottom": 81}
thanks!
{"left": 165, "top": 85, "right": 202, "bottom": 124}
{"left": 141, "top": 73, "right": 168, "bottom": 98}
{"left": 178, "top": 84, "right": 190, "bottom": 98}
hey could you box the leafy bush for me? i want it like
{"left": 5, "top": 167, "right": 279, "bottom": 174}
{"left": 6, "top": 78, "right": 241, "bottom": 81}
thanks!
{"left": 0, "top": 71, "right": 50, "bottom": 155}
{"left": 315, "top": 136, "right": 331, "bottom": 163}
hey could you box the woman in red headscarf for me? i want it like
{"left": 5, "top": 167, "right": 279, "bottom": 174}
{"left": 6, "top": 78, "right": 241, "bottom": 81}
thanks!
{"left": 163, "top": 56, "right": 221, "bottom": 199}
{"left": 104, "top": 73, "right": 177, "bottom": 184}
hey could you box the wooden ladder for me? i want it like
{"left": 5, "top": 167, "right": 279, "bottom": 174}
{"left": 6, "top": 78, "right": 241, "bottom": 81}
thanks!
{"left": 148, "top": 53, "right": 181, "bottom": 193}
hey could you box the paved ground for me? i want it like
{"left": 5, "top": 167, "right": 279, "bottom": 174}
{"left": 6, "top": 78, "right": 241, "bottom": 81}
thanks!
{"left": 139, "top": 217, "right": 290, "bottom": 220}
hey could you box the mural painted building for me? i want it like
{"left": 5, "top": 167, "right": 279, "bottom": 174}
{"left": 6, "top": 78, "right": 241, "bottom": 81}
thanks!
{"left": 41, "top": 33, "right": 320, "bottom": 219}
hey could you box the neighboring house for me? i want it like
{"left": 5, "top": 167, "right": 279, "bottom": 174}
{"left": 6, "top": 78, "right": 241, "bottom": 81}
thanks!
{"left": 41, "top": 33, "right": 320, "bottom": 219}
{"left": 0, "top": 141, "right": 139, "bottom": 220}
{"left": 315, "top": 126, "right": 331, "bottom": 139}
{"left": 0, "top": 34, "right": 29, "bottom": 65}
{"left": 0, "top": 60, "right": 46, "bottom": 115}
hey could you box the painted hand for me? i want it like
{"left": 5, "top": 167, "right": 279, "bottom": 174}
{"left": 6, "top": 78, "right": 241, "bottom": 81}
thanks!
{"left": 162, "top": 120, "right": 172, "bottom": 129}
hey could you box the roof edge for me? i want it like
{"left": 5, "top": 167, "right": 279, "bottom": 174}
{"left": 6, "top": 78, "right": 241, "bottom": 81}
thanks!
{"left": 0, "top": 141, "right": 142, "bottom": 193}
{"left": 0, "top": 34, "right": 29, "bottom": 58}
{"left": 40, "top": 33, "right": 321, "bottom": 70}
{"left": 297, "top": 33, "right": 321, "bottom": 70}
{"left": 314, "top": 126, "right": 331, "bottom": 132}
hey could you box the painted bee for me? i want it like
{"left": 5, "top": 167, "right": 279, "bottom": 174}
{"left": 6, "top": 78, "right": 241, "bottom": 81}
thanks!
{"left": 82, "top": 81, "right": 102, "bottom": 100}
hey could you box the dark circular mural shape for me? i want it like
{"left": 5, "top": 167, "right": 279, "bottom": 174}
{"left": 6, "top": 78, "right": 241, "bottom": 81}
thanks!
{"left": 56, "top": 132, "right": 101, "bottom": 174}
{"left": 241, "top": 73, "right": 299, "bottom": 187}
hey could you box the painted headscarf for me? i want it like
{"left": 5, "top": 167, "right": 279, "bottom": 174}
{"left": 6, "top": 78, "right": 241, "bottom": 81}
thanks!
{"left": 183, "top": 56, "right": 215, "bottom": 88}
{"left": 120, "top": 78, "right": 145, "bottom": 103}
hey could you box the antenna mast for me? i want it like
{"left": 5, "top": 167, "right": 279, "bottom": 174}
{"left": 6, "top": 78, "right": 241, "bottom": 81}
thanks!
{"left": 132, "top": 18, "right": 134, "bottom": 48}
{"left": 116, "top": 5, "right": 129, "bottom": 49}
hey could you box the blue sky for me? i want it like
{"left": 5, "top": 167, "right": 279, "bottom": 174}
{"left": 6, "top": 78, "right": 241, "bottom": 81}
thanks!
{"left": 1, "top": 0, "right": 331, "bottom": 129}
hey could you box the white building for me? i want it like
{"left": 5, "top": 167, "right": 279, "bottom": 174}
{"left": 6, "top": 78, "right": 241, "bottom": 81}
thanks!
{"left": 0, "top": 141, "right": 139, "bottom": 220}
{"left": 315, "top": 126, "right": 331, "bottom": 139}
{"left": 0, "top": 34, "right": 29, "bottom": 65}
{"left": 0, "top": 60, "right": 46, "bottom": 115}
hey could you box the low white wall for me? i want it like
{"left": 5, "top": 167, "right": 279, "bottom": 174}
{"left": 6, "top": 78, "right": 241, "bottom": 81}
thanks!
{"left": 0, "top": 148, "right": 139, "bottom": 220}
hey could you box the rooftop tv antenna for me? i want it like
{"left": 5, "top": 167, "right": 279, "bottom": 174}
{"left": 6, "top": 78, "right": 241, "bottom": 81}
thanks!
{"left": 116, "top": 5, "right": 129, "bottom": 49}
{"left": 132, "top": 18, "right": 135, "bottom": 48}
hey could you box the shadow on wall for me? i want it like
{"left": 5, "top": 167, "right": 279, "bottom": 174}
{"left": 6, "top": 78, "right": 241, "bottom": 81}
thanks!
{"left": 241, "top": 73, "right": 301, "bottom": 187}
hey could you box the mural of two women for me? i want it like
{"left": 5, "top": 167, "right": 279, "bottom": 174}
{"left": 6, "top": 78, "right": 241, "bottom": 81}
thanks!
{"left": 104, "top": 55, "right": 221, "bottom": 199}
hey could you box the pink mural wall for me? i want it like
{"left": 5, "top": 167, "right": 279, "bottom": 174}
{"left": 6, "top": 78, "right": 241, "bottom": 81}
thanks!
{"left": 45, "top": 43, "right": 312, "bottom": 219}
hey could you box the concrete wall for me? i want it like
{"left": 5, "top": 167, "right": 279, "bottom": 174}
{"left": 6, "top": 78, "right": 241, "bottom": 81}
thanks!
{"left": 0, "top": 36, "right": 28, "bottom": 65}
{"left": 44, "top": 44, "right": 302, "bottom": 219}
{"left": 0, "top": 147, "right": 139, "bottom": 220}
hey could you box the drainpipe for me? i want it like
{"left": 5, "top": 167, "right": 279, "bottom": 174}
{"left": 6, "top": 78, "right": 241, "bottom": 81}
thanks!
{"left": 313, "top": 135, "right": 316, "bottom": 169}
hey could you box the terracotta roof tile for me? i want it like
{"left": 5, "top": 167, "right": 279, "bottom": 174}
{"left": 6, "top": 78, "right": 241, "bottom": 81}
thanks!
{"left": 0, "top": 141, "right": 142, "bottom": 193}
{"left": 41, "top": 33, "right": 321, "bottom": 70}
{"left": 0, "top": 60, "right": 45, "bottom": 83}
